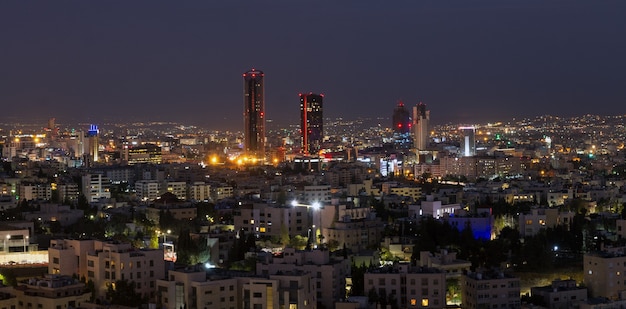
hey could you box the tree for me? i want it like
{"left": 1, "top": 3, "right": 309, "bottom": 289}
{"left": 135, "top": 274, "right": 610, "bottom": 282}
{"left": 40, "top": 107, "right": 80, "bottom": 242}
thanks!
{"left": 106, "top": 280, "right": 144, "bottom": 307}
{"left": 367, "top": 287, "right": 379, "bottom": 305}
{"left": 280, "top": 224, "right": 290, "bottom": 247}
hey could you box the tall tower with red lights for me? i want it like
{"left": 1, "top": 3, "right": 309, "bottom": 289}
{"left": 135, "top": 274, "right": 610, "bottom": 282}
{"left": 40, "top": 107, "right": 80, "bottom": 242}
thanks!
{"left": 392, "top": 101, "right": 412, "bottom": 149}
{"left": 243, "top": 68, "right": 265, "bottom": 156}
{"left": 300, "top": 93, "right": 324, "bottom": 155}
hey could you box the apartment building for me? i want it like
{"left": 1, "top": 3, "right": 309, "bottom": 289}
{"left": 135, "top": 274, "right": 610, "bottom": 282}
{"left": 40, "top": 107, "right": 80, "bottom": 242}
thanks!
{"left": 135, "top": 180, "right": 161, "bottom": 202}
{"left": 256, "top": 248, "right": 350, "bottom": 309}
{"left": 189, "top": 181, "right": 211, "bottom": 202}
{"left": 156, "top": 268, "right": 239, "bottom": 309}
{"left": 325, "top": 216, "right": 384, "bottom": 254}
{"left": 234, "top": 203, "right": 313, "bottom": 238}
{"left": 81, "top": 174, "right": 111, "bottom": 202}
{"left": 10, "top": 275, "right": 91, "bottom": 309}
{"left": 48, "top": 239, "right": 165, "bottom": 301}
{"left": 18, "top": 182, "right": 52, "bottom": 201}
{"left": 419, "top": 250, "right": 471, "bottom": 278}
{"left": 530, "top": 279, "right": 587, "bottom": 309}
{"left": 145, "top": 195, "right": 197, "bottom": 223}
{"left": 156, "top": 267, "right": 316, "bottom": 309}
{"left": 518, "top": 207, "right": 575, "bottom": 237}
{"left": 461, "top": 270, "right": 521, "bottom": 309}
{"left": 364, "top": 263, "right": 446, "bottom": 308}
{"left": 165, "top": 181, "right": 186, "bottom": 200}
{"left": 584, "top": 249, "right": 626, "bottom": 300}
{"left": 211, "top": 185, "right": 234, "bottom": 202}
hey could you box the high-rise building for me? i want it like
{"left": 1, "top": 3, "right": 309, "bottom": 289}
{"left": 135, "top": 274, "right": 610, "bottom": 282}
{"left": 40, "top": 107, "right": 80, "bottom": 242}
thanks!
{"left": 243, "top": 68, "right": 265, "bottom": 156}
{"left": 87, "top": 124, "right": 99, "bottom": 164}
{"left": 459, "top": 126, "right": 476, "bottom": 157}
{"left": 413, "top": 101, "right": 430, "bottom": 151}
{"left": 392, "top": 101, "right": 412, "bottom": 149}
{"left": 299, "top": 92, "right": 324, "bottom": 155}
{"left": 392, "top": 101, "right": 411, "bottom": 134}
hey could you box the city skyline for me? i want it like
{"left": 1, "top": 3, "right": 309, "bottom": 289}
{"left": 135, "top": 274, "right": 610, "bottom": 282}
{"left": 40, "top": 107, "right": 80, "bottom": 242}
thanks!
{"left": 1, "top": 1, "right": 626, "bottom": 130}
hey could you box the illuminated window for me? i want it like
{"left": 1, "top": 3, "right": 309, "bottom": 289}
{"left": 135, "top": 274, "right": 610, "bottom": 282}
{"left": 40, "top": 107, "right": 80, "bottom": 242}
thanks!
{"left": 421, "top": 298, "right": 429, "bottom": 306}
{"left": 410, "top": 299, "right": 417, "bottom": 306}
{"left": 259, "top": 227, "right": 266, "bottom": 233}
{"left": 539, "top": 220, "right": 546, "bottom": 226}
{"left": 525, "top": 220, "right": 532, "bottom": 225}
{"left": 250, "top": 219, "right": 255, "bottom": 224}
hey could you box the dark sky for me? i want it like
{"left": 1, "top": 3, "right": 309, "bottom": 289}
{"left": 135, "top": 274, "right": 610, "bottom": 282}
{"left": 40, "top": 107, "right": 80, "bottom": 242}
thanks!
{"left": 1, "top": 1, "right": 625, "bottom": 130}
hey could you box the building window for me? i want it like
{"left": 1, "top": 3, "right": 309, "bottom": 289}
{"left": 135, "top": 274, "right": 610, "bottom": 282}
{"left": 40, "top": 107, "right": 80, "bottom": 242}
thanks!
{"left": 421, "top": 298, "right": 429, "bottom": 306}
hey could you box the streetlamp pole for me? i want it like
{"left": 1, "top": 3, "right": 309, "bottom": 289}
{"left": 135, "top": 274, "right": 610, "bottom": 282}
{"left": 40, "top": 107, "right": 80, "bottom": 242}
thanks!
{"left": 23, "top": 235, "right": 28, "bottom": 252}
{"left": 291, "top": 200, "right": 322, "bottom": 247}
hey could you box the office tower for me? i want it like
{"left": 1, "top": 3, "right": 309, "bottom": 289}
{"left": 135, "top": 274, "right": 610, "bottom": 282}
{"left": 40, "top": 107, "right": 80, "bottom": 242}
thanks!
{"left": 87, "top": 124, "right": 99, "bottom": 163}
{"left": 392, "top": 101, "right": 411, "bottom": 134}
{"left": 392, "top": 101, "right": 412, "bottom": 149}
{"left": 47, "top": 117, "right": 58, "bottom": 138}
{"left": 300, "top": 92, "right": 324, "bottom": 155}
{"left": 243, "top": 68, "right": 265, "bottom": 156}
{"left": 413, "top": 101, "right": 430, "bottom": 151}
{"left": 460, "top": 126, "right": 476, "bottom": 157}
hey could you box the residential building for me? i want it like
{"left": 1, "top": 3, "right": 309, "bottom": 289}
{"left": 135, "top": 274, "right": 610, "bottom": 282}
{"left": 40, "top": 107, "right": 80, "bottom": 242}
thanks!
{"left": 419, "top": 250, "right": 471, "bottom": 278}
{"left": 518, "top": 207, "right": 575, "bottom": 237}
{"left": 461, "top": 270, "right": 521, "bottom": 309}
{"left": 18, "top": 182, "right": 52, "bottom": 201}
{"left": 10, "top": 275, "right": 91, "bottom": 309}
{"left": 48, "top": 239, "right": 165, "bottom": 301}
{"left": 364, "top": 263, "right": 446, "bottom": 308}
{"left": 135, "top": 180, "right": 161, "bottom": 202}
{"left": 165, "top": 181, "right": 186, "bottom": 200}
{"left": 81, "top": 174, "right": 111, "bottom": 202}
{"left": 189, "top": 182, "right": 211, "bottom": 202}
{"left": 584, "top": 249, "right": 626, "bottom": 300}
{"left": 256, "top": 247, "right": 350, "bottom": 309}
{"left": 530, "top": 279, "right": 587, "bottom": 309}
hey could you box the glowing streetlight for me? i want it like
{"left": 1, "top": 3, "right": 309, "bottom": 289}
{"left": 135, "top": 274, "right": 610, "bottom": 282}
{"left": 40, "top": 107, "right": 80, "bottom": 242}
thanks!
{"left": 5, "top": 235, "right": 10, "bottom": 253}
{"left": 23, "top": 235, "right": 29, "bottom": 252}
{"left": 291, "top": 200, "right": 323, "bottom": 247}
{"left": 164, "top": 229, "right": 171, "bottom": 244}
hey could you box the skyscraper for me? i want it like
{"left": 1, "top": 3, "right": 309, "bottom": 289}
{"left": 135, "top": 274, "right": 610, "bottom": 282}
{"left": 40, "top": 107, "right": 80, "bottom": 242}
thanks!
{"left": 413, "top": 101, "right": 430, "bottom": 151}
{"left": 392, "top": 101, "right": 411, "bottom": 134}
{"left": 243, "top": 68, "right": 265, "bottom": 156}
{"left": 87, "top": 124, "right": 99, "bottom": 164}
{"left": 460, "top": 126, "right": 476, "bottom": 157}
{"left": 392, "top": 101, "right": 412, "bottom": 149}
{"left": 300, "top": 93, "right": 324, "bottom": 155}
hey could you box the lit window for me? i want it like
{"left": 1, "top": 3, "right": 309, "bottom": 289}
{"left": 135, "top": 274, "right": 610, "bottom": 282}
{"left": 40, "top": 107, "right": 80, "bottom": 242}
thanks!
{"left": 421, "top": 298, "right": 429, "bottom": 306}
{"left": 250, "top": 219, "right": 255, "bottom": 224}
{"left": 410, "top": 299, "right": 416, "bottom": 306}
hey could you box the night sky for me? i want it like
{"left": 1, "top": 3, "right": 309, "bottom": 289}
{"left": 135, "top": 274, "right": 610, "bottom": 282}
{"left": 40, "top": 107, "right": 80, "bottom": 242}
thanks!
{"left": 1, "top": 1, "right": 626, "bottom": 130}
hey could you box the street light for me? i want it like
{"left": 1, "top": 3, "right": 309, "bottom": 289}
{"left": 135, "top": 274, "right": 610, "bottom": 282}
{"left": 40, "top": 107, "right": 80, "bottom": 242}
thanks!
{"left": 291, "top": 200, "right": 323, "bottom": 247}
{"left": 23, "top": 235, "right": 28, "bottom": 252}
{"left": 5, "top": 235, "right": 10, "bottom": 253}
{"left": 164, "top": 229, "right": 171, "bottom": 244}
